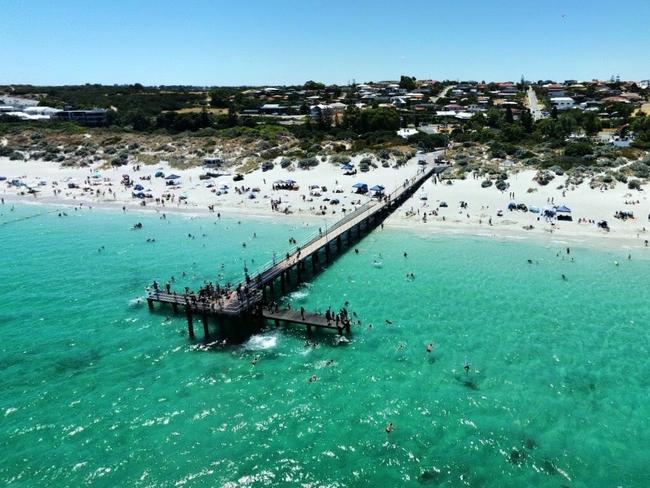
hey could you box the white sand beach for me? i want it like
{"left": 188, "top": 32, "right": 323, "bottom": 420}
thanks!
{"left": 1, "top": 153, "right": 649, "bottom": 250}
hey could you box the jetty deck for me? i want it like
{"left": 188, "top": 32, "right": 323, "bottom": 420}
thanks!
{"left": 262, "top": 309, "right": 350, "bottom": 334}
{"left": 147, "top": 159, "right": 448, "bottom": 338}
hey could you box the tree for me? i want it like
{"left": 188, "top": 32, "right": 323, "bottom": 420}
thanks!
{"left": 582, "top": 112, "right": 601, "bottom": 136}
{"left": 399, "top": 75, "right": 416, "bottom": 90}
{"left": 209, "top": 88, "right": 231, "bottom": 108}
{"left": 520, "top": 109, "right": 533, "bottom": 133}
{"left": 304, "top": 80, "right": 325, "bottom": 90}
{"left": 551, "top": 106, "right": 558, "bottom": 119}
{"left": 505, "top": 107, "right": 514, "bottom": 124}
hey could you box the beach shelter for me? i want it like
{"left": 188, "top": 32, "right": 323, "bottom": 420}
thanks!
{"left": 370, "top": 184, "right": 385, "bottom": 192}
{"left": 352, "top": 182, "right": 368, "bottom": 193}
{"left": 556, "top": 204, "right": 573, "bottom": 221}
{"left": 165, "top": 174, "right": 181, "bottom": 180}
{"left": 528, "top": 205, "right": 540, "bottom": 213}
{"left": 341, "top": 163, "right": 354, "bottom": 171}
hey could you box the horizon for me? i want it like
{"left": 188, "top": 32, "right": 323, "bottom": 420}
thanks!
{"left": 2, "top": 0, "right": 649, "bottom": 86}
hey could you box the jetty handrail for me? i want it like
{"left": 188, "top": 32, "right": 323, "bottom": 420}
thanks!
{"left": 243, "top": 165, "right": 435, "bottom": 287}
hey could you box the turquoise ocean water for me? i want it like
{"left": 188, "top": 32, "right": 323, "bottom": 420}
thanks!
{"left": 1, "top": 202, "right": 649, "bottom": 487}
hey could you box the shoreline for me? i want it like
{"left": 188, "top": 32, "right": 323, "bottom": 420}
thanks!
{"left": 4, "top": 192, "right": 649, "bottom": 257}
{"left": 2, "top": 153, "right": 649, "bottom": 254}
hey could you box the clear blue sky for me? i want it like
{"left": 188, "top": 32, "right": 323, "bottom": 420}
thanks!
{"left": 2, "top": 0, "right": 649, "bottom": 86}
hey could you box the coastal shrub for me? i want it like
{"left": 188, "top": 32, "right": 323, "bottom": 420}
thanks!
{"left": 0, "top": 146, "right": 13, "bottom": 157}
{"left": 628, "top": 179, "right": 642, "bottom": 190}
{"left": 533, "top": 170, "right": 554, "bottom": 186}
{"left": 377, "top": 149, "right": 390, "bottom": 160}
{"left": 602, "top": 173, "right": 614, "bottom": 184}
{"left": 298, "top": 157, "right": 318, "bottom": 169}
{"left": 9, "top": 151, "right": 24, "bottom": 161}
{"left": 564, "top": 141, "right": 593, "bottom": 157}
{"left": 495, "top": 179, "right": 508, "bottom": 191}
{"left": 330, "top": 154, "right": 351, "bottom": 164}
{"left": 481, "top": 179, "right": 493, "bottom": 188}
{"left": 614, "top": 172, "right": 627, "bottom": 183}
{"left": 549, "top": 165, "right": 564, "bottom": 176}
{"left": 629, "top": 161, "right": 650, "bottom": 179}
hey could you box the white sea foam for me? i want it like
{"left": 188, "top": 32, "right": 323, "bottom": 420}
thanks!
{"left": 244, "top": 333, "right": 278, "bottom": 350}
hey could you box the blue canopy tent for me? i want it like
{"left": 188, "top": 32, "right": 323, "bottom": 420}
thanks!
{"left": 555, "top": 204, "right": 573, "bottom": 221}
{"left": 134, "top": 184, "right": 144, "bottom": 191}
{"left": 353, "top": 182, "right": 368, "bottom": 194}
{"left": 341, "top": 163, "right": 354, "bottom": 171}
{"left": 370, "top": 185, "right": 385, "bottom": 192}
{"left": 165, "top": 174, "right": 181, "bottom": 180}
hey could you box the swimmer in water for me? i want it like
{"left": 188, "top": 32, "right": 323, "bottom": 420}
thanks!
{"left": 251, "top": 356, "right": 259, "bottom": 366}
{"left": 464, "top": 358, "right": 471, "bottom": 375}
{"left": 385, "top": 422, "right": 394, "bottom": 433}
{"left": 309, "top": 374, "right": 318, "bottom": 383}
{"left": 561, "top": 274, "right": 567, "bottom": 281}
{"left": 385, "top": 319, "right": 393, "bottom": 325}
{"left": 426, "top": 343, "right": 433, "bottom": 353}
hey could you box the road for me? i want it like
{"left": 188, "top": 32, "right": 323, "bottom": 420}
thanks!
{"left": 432, "top": 84, "right": 454, "bottom": 104}
{"left": 527, "top": 86, "right": 545, "bottom": 121}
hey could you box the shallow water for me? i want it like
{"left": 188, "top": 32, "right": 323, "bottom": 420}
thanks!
{"left": 1, "top": 203, "right": 649, "bottom": 487}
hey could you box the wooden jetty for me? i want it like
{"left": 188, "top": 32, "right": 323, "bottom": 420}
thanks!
{"left": 147, "top": 161, "right": 448, "bottom": 338}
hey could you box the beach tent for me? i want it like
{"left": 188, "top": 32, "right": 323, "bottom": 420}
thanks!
{"left": 353, "top": 183, "right": 368, "bottom": 194}
{"left": 134, "top": 184, "right": 144, "bottom": 191}
{"left": 507, "top": 201, "right": 517, "bottom": 210}
{"left": 370, "top": 185, "right": 385, "bottom": 192}
{"left": 341, "top": 163, "right": 354, "bottom": 171}
{"left": 155, "top": 171, "right": 165, "bottom": 178}
{"left": 556, "top": 204, "right": 572, "bottom": 221}
{"left": 528, "top": 205, "right": 540, "bottom": 213}
{"left": 165, "top": 174, "right": 181, "bottom": 180}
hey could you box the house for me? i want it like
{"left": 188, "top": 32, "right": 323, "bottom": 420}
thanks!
{"left": 550, "top": 97, "right": 575, "bottom": 110}
{"left": 54, "top": 109, "right": 107, "bottom": 126}
{"left": 259, "top": 104, "right": 288, "bottom": 115}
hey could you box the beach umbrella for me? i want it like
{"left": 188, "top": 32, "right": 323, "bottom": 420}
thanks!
{"left": 352, "top": 182, "right": 367, "bottom": 188}
{"left": 370, "top": 185, "right": 385, "bottom": 192}
{"left": 556, "top": 205, "right": 572, "bottom": 213}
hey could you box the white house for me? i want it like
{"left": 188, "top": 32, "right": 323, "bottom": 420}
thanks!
{"left": 550, "top": 97, "right": 575, "bottom": 110}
